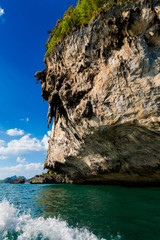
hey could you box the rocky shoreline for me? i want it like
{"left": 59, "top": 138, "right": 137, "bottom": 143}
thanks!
{"left": 30, "top": 173, "right": 72, "bottom": 184}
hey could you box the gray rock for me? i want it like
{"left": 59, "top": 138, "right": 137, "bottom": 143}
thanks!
{"left": 36, "top": 0, "right": 160, "bottom": 185}
{"left": 30, "top": 174, "right": 71, "bottom": 184}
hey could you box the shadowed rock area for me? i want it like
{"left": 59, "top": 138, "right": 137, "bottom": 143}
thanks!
{"left": 36, "top": 0, "right": 160, "bottom": 185}
{"left": 30, "top": 174, "right": 71, "bottom": 184}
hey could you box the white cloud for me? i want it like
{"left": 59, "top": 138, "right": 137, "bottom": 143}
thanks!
{"left": 16, "top": 157, "right": 27, "bottom": 164}
{"left": 6, "top": 128, "right": 24, "bottom": 136}
{"left": 0, "top": 156, "right": 8, "bottom": 160}
{"left": 0, "top": 8, "right": 4, "bottom": 17}
{"left": 41, "top": 135, "right": 48, "bottom": 150}
{"left": 0, "top": 163, "right": 43, "bottom": 179}
{"left": 20, "top": 118, "right": 30, "bottom": 122}
{"left": 47, "top": 131, "right": 51, "bottom": 137}
{"left": 41, "top": 131, "right": 51, "bottom": 150}
{"left": 0, "top": 133, "right": 49, "bottom": 158}
{"left": 0, "top": 140, "right": 6, "bottom": 147}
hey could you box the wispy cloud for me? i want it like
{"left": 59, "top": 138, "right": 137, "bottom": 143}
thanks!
{"left": 0, "top": 8, "right": 4, "bottom": 17}
{"left": 6, "top": 128, "right": 24, "bottom": 136}
{"left": 16, "top": 157, "right": 27, "bottom": 164}
{"left": 20, "top": 118, "right": 30, "bottom": 122}
{"left": 0, "top": 156, "right": 8, "bottom": 160}
{"left": 0, "top": 163, "right": 43, "bottom": 179}
{"left": 0, "top": 132, "right": 50, "bottom": 158}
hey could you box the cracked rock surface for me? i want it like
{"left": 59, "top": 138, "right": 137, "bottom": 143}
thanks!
{"left": 36, "top": 0, "right": 160, "bottom": 185}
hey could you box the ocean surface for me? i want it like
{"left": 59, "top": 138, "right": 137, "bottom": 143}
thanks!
{"left": 0, "top": 184, "right": 160, "bottom": 240}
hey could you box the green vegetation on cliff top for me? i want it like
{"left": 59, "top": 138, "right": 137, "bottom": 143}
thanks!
{"left": 45, "top": 0, "right": 130, "bottom": 57}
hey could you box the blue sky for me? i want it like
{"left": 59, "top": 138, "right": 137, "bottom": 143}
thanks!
{"left": 0, "top": 0, "right": 76, "bottom": 179}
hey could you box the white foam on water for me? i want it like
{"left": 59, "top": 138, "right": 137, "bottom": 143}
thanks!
{"left": 0, "top": 200, "right": 105, "bottom": 240}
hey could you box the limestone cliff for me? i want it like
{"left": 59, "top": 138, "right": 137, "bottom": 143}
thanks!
{"left": 36, "top": 0, "right": 160, "bottom": 185}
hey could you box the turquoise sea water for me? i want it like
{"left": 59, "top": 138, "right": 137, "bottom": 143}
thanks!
{"left": 0, "top": 184, "right": 160, "bottom": 240}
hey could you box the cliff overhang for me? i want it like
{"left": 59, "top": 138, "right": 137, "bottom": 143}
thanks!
{"left": 36, "top": 0, "right": 160, "bottom": 185}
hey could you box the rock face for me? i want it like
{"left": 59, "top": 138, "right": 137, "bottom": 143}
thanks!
{"left": 30, "top": 174, "right": 71, "bottom": 184}
{"left": 36, "top": 0, "right": 160, "bottom": 185}
{"left": 9, "top": 177, "right": 25, "bottom": 184}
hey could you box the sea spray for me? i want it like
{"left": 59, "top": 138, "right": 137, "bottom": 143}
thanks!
{"left": 0, "top": 200, "right": 105, "bottom": 240}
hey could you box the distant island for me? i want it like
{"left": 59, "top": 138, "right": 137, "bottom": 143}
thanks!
{"left": 0, "top": 173, "right": 71, "bottom": 184}
{"left": 0, "top": 175, "right": 27, "bottom": 184}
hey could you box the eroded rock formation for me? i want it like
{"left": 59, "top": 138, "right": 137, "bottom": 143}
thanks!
{"left": 30, "top": 173, "right": 71, "bottom": 184}
{"left": 36, "top": 0, "right": 160, "bottom": 185}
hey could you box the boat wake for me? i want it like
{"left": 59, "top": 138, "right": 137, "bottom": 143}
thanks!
{"left": 0, "top": 199, "right": 105, "bottom": 240}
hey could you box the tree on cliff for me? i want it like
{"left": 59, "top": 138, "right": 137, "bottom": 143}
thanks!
{"left": 46, "top": 0, "right": 129, "bottom": 56}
